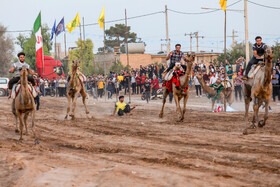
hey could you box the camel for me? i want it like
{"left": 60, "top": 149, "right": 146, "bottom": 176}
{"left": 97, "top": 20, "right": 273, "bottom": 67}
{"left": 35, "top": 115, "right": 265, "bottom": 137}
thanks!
{"left": 243, "top": 47, "right": 273, "bottom": 135}
{"left": 12, "top": 66, "right": 38, "bottom": 144}
{"left": 159, "top": 52, "right": 195, "bottom": 122}
{"left": 65, "top": 60, "right": 89, "bottom": 120}
{"left": 196, "top": 72, "right": 234, "bottom": 111}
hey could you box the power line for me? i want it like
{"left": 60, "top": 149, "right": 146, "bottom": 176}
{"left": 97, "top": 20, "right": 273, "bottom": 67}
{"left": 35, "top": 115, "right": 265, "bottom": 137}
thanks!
{"left": 168, "top": 0, "right": 242, "bottom": 15}
{"left": 247, "top": 0, "right": 280, "bottom": 10}
{"left": 1, "top": 11, "right": 165, "bottom": 33}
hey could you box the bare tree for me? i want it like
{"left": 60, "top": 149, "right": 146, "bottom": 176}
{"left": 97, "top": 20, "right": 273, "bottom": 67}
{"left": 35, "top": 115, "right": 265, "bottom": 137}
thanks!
{"left": 0, "top": 24, "right": 14, "bottom": 77}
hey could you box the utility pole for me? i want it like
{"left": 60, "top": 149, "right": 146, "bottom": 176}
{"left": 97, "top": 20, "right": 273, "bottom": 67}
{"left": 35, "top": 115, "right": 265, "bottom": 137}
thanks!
{"left": 224, "top": 10, "right": 227, "bottom": 112}
{"left": 228, "top": 29, "right": 238, "bottom": 47}
{"left": 193, "top": 32, "right": 204, "bottom": 52}
{"left": 165, "top": 5, "right": 170, "bottom": 54}
{"left": 244, "top": 0, "right": 250, "bottom": 65}
{"left": 185, "top": 32, "right": 194, "bottom": 52}
{"left": 125, "top": 9, "right": 131, "bottom": 104}
{"left": 103, "top": 14, "right": 107, "bottom": 101}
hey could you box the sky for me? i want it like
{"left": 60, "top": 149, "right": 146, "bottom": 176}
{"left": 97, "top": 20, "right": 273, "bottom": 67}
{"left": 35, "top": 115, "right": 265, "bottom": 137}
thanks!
{"left": 0, "top": 0, "right": 280, "bottom": 54}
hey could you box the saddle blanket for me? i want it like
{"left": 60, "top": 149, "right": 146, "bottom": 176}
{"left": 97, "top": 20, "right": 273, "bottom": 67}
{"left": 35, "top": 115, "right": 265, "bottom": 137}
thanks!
{"left": 11, "top": 84, "right": 37, "bottom": 99}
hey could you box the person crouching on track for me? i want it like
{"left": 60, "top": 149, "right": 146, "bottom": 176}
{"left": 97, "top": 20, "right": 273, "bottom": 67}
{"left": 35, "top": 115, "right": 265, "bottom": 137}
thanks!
{"left": 8, "top": 52, "right": 37, "bottom": 99}
{"left": 112, "top": 95, "right": 135, "bottom": 116}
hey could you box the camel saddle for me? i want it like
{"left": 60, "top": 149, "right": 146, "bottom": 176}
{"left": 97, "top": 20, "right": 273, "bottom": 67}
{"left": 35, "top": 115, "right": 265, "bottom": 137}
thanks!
{"left": 11, "top": 83, "right": 37, "bottom": 99}
{"left": 162, "top": 69, "right": 188, "bottom": 93}
{"left": 248, "top": 63, "right": 264, "bottom": 79}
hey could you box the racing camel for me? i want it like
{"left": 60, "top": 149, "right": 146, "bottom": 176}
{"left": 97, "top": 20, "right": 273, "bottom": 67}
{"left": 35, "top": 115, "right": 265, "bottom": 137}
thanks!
{"left": 243, "top": 47, "right": 273, "bottom": 135}
{"left": 65, "top": 60, "right": 89, "bottom": 120}
{"left": 196, "top": 72, "right": 234, "bottom": 111}
{"left": 159, "top": 52, "right": 195, "bottom": 122}
{"left": 12, "top": 66, "right": 39, "bottom": 144}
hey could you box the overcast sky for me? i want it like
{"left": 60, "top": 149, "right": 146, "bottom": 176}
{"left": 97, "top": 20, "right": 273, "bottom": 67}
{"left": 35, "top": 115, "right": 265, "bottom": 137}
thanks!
{"left": 1, "top": 0, "right": 280, "bottom": 54}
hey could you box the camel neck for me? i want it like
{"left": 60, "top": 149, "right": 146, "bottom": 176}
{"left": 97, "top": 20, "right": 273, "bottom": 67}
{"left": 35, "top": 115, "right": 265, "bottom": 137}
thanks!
{"left": 264, "top": 59, "right": 272, "bottom": 88}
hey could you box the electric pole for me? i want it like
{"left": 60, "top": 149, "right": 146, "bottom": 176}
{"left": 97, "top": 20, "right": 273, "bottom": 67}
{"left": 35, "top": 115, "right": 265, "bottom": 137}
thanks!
{"left": 185, "top": 32, "right": 194, "bottom": 52}
{"left": 125, "top": 9, "right": 131, "bottom": 104}
{"left": 244, "top": 0, "right": 250, "bottom": 64}
{"left": 228, "top": 29, "right": 238, "bottom": 47}
{"left": 165, "top": 5, "right": 170, "bottom": 54}
{"left": 193, "top": 32, "right": 204, "bottom": 52}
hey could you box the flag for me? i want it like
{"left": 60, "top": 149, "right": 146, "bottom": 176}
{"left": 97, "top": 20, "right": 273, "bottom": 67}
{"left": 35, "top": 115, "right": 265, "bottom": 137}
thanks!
{"left": 55, "top": 17, "right": 65, "bottom": 36}
{"left": 98, "top": 6, "right": 105, "bottom": 30}
{"left": 34, "top": 12, "right": 43, "bottom": 75}
{"left": 50, "top": 20, "right": 56, "bottom": 40}
{"left": 219, "top": 0, "right": 227, "bottom": 11}
{"left": 66, "top": 12, "right": 80, "bottom": 33}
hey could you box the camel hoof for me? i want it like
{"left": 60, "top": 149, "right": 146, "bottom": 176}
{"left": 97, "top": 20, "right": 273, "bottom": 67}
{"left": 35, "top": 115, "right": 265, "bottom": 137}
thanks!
{"left": 243, "top": 129, "right": 248, "bottom": 135}
{"left": 249, "top": 124, "right": 256, "bottom": 129}
{"left": 70, "top": 115, "right": 75, "bottom": 120}
{"left": 18, "top": 139, "right": 23, "bottom": 144}
{"left": 159, "top": 114, "right": 163, "bottom": 118}
{"left": 258, "top": 120, "right": 265, "bottom": 128}
{"left": 34, "top": 139, "right": 40, "bottom": 145}
{"left": 64, "top": 115, "right": 68, "bottom": 120}
{"left": 86, "top": 111, "right": 90, "bottom": 114}
{"left": 15, "top": 129, "right": 19, "bottom": 134}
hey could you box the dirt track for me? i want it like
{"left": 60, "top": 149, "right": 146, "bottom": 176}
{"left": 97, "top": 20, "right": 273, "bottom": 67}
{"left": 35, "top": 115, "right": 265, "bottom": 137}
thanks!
{"left": 0, "top": 93, "right": 280, "bottom": 187}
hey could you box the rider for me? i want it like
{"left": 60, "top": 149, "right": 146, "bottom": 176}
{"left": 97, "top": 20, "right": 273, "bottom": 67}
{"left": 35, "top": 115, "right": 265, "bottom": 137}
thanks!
{"left": 165, "top": 44, "right": 187, "bottom": 73}
{"left": 242, "top": 36, "right": 267, "bottom": 80}
{"left": 8, "top": 52, "right": 37, "bottom": 98}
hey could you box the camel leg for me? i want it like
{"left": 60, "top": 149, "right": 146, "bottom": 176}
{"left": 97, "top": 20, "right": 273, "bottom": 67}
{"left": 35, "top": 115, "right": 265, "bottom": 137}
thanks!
{"left": 12, "top": 100, "right": 19, "bottom": 133}
{"left": 211, "top": 100, "right": 215, "bottom": 111}
{"left": 223, "top": 94, "right": 227, "bottom": 112}
{"left": 243, "top": 97, "right": 251, "bottom": 135}
{"left": 30, "top": 109, "right": 39, "bottom": 144}
{"left": 23, "top": 111, "right": 29, "bottom": 135}
{"left": 174, "top": 94, "right": 182, "bottom": 122}
{"left": 253, "top": 98, "right": 263, "bottom": 128}
{"left": 159, "top": 88, "right": 168, "bottom": 118}
{"left": 182, "top": 93, "right": 189, "bottom": 121}
{"left": 259, "top": 99, "right": 269, "bottom": 127}
{"left": 70, "top": 93, "right": 79, "bottom": 120}
{"left": 81, "top": 89, "right": 89, "bottom": 114}
{"left": 65, "top": 95, "right": 72, "bottom": 119}
{"left": 17, "top": 110, "right": 24, "bottom": 142}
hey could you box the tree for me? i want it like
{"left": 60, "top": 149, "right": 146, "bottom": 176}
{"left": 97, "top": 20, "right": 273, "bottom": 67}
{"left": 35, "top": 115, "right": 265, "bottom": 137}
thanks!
{"left": 16, "top": 24, "right": 52, "bottom": 70}
{"left": 0, "top": 24, "right": 14, "bottom": 77}
{"left": 98, "top": 24, "right": 142, "bottom": 53}
{"left": 272, "top": 41, "right": 280, "bottom": 62}
{"left": 217, "top": 42, "right": 253, "bottom": 65}
{"left": 69, "top": 38, "right": 94, "bottom": 76}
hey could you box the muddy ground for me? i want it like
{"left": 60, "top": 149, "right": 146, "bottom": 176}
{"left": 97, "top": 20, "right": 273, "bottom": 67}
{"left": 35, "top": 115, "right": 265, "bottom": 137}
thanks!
{"left": 0, "top": 90, "right": 280, "bottom": 187}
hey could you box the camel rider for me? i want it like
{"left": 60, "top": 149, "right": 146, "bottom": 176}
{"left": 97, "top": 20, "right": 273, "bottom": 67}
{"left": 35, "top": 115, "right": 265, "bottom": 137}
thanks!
{"left": 165, "top": 44, "right": 187, "bottom": 73}
{"left": 8, "top": 52, "right": 37, "bottom": 99}
{"left": 243, "top": 36, "right": 267, "bottom": 80}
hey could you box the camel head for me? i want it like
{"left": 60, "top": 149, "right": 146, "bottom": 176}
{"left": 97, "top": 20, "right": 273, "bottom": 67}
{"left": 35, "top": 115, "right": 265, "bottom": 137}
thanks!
{"left": 265, "top": 47, "right": 273, "bottom": 62}
{"left": 19, "top": 66, "right": 28, "bottom": 80}
{"left": 185, "top": 52, "right": 196, "bottom": 63}
{"left": 71, "top": 60, "right": 79, "bottom": 73}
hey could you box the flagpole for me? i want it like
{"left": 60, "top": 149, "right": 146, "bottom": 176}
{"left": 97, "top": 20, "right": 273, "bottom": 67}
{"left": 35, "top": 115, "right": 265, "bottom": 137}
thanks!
{"left": 79, "top": 22, "right": 83, "bottom": 72}
{"left": 103, "top": 17, "right": 107, "bottom": 101}
{"left": 64, "top": 31, "right": 67, "bottom": 76}
{"left": 224, "top": 10, "right": 227, "bottom": 112}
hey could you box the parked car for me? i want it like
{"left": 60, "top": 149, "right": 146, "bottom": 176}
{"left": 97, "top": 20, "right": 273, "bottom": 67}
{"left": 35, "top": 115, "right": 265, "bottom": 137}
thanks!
{"left": 0, "top": 77, "right": 9, "bottom": 97}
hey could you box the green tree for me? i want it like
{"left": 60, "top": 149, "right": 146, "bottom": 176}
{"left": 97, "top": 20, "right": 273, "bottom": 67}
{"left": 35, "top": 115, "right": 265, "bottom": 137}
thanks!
{"left": 272, "top": 41, "right": 280, "bottom": 62}
{"left": 69, "top": 38, "right": 94, "bottom": 76}
{"left": 98, "top": 24, "right": 142, "bottom": 53}
{"left": 16, "top": 24, "right": 52, "bottom": 70}
{"left": 0, "top": 24, "right": 14, "bottom": 77}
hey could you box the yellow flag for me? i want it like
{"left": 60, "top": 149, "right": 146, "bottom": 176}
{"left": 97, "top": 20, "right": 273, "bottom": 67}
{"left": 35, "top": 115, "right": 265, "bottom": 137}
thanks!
{"left": 98, "top": 6, "right": 105, "bottom": 30}
{"left": 219, "top": 0, "right": 227, "bottom": 11}
{"left": 66, "top": 12, "right": 80, "bottom": 33}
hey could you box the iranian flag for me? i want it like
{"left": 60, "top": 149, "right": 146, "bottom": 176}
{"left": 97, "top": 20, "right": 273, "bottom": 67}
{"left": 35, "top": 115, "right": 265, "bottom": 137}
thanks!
{"left": 34, "top": 12, "right": 43, "bottom": 75}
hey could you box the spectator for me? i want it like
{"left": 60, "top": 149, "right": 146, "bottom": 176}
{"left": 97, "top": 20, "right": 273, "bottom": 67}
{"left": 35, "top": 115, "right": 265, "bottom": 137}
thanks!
{"left": 58, "top": 76, "right": 67, "bottom": 97}
{"left": 234, "top": 72, "right": 243, "bottom": 102}
{"left": 98, "top": 78, "right": 104, "bottom": 98}
{"left": 112, "top": 95, "right": 135, "bottom": 116}
{"left": 227, "top": 66, "right": 234, "bottom": 86}
{"left": 151, "top": 75, "right": 159, "bottom": 99}
{"left": 136, "top": 72, "right": 142, "bottom": 94}
{"left": 193, "top": 75, "right": 202, "bottom": 97}
{"left": 131, "top": 73, "right": 136, "bottom": 95}
{"left": 272, "top": 70, "right": 279, "bottom": 102}
{"left": 142, "top": 78, "right": 151, "bottom": 103}
{"left": 107, "top": 78, "right": 115, "bottom": 99}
